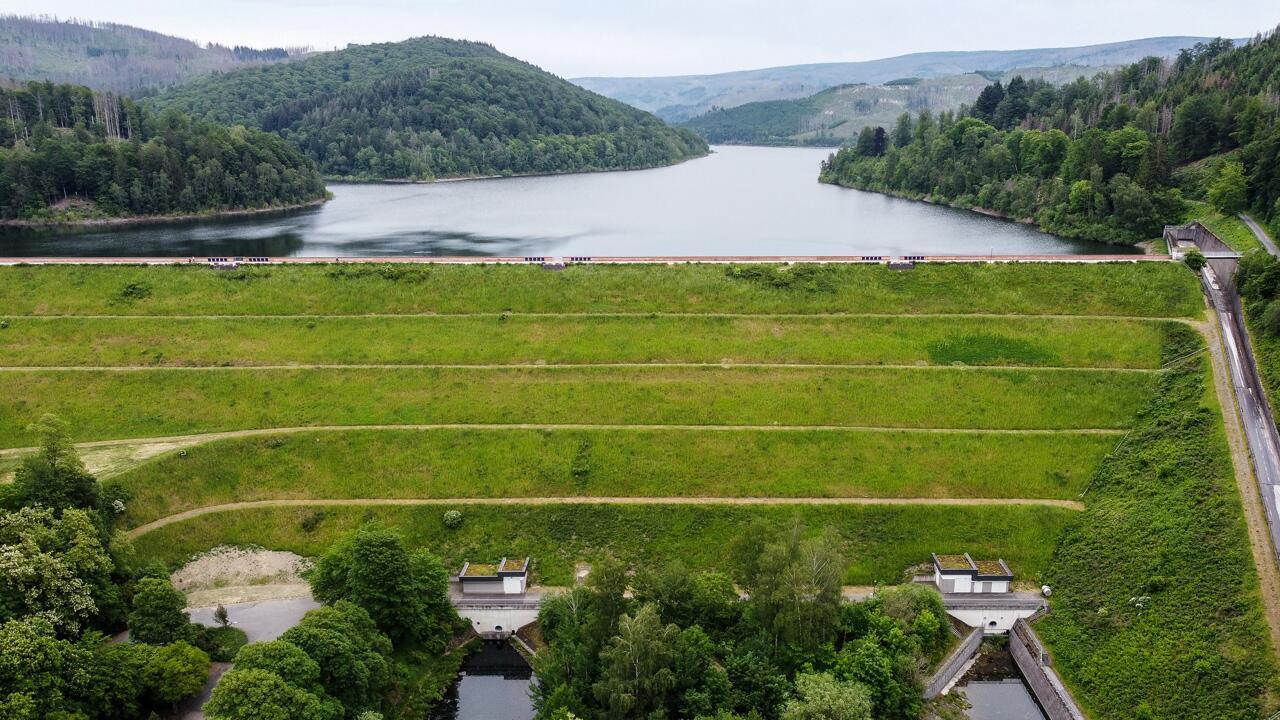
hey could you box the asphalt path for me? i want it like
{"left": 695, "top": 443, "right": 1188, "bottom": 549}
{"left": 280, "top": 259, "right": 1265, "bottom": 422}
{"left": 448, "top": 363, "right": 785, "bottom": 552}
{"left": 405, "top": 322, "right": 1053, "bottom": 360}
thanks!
{"left": 1210, "top": 215, "right": 1280, "bottom": 568}
{"left": 1241, "top": 213, "right": 1280, "bottom": 256}
{"left": 178, "top": 597, "right": 321, "bottom": 720}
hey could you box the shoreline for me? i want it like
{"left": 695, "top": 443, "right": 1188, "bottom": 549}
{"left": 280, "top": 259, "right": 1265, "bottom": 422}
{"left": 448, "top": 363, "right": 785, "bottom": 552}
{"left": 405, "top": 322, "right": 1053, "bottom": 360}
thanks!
{"left": 0, "top": 197, "right": 331, "bottom": 230}
{"left": 323, "top": 150, "right": 712, "bottom": 186}
{"left": 818, "top": 179, "right": 1149, "bottom": 254}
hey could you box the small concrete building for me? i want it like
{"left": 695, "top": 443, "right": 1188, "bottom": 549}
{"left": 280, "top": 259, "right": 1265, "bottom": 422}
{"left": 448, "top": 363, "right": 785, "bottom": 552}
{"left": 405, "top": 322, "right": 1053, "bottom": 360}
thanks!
{"left": 932, "top": 553, "right": 1012, "bottom": 594}
{"left": 457, "top": 557, "right": 529, "bottom": 595}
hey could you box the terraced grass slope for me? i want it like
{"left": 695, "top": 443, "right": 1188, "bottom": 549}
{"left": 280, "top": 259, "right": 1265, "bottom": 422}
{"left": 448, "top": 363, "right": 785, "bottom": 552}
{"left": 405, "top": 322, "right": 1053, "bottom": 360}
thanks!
{"left": 111, "top": 429, "right": 1116, "bottom": 527}
{"left": 0, "top": 262, "right": 1202, "bottom": 316}
{"left": 1, "top": 258, "right": 1269, "bottom": 714}
{"left": 130, "top": 503, "right": 1076, "bottom": 587}
{"left": 0, "top": 261, "right": 1197, "bottom": 589}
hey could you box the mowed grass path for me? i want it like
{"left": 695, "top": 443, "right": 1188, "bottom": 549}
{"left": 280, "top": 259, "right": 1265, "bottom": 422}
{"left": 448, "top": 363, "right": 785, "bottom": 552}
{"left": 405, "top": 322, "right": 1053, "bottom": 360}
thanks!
{"left": 129, "top": 503, "right": 1076, "bottom": 586}
{"left": 110, "top": 429, "right": 1116, "bottom": 526}
{"left": 0, "top": 262, "right": 1201, "bottom": 317}
{"left": 0, "top": 315, "right": 1172, "bottom": 369}
{"left": 0, "top": 365, "right": 1155, "bottom": 446}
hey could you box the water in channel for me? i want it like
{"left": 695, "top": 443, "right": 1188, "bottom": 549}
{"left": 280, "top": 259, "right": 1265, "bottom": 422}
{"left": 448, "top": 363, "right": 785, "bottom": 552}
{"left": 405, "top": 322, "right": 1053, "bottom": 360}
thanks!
{"left": 956, "top": 642, "right": 1047, "bottom": 720}
{"left": 429, "top": 640, "right": 535, "bottom": 720}
{"left": 0, "top": 145, "right": 1136, "bottom": 258}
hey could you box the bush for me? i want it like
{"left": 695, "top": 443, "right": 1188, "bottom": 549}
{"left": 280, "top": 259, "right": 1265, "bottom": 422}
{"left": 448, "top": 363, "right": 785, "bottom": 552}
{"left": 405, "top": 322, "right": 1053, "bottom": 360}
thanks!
{"left": 300, "top": 510, "right": 327, "bottom": 533}
{"left": 1183, "top": 248, "right": 1206, "bottom": 271}
{"left": 442, "top": 510, "right": 463, "bottom": 529}
{"left": 195, "top": 625, "right": 248, "bottom": 662}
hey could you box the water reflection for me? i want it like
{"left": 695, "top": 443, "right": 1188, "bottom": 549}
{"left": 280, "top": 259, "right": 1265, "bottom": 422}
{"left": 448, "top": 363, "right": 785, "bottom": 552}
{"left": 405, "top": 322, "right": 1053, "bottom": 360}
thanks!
{"left": 957, "top": 643, "right": 1046, "bottom": 720}
{"left": 962, "top": 680, "right": 1047, "bottom": 720}
{"left": 430, "top": 640, "right": 534, "bottom": 720}
{"left": 0, "top": 146, "right": 1138, "bottom": 258}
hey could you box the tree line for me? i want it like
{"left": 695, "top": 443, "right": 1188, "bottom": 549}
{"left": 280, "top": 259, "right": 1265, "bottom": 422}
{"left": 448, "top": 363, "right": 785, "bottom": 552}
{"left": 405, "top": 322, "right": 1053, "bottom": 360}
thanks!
{"left": 535, "top": 522, "right": 952, "bottom": 720}
{"left": 0, "top": 415, "right": 466, "bottom": 719}
{"left": 0, "top": 80, "right": 327, "bottom": 221}
{"left": 821, "top": 30, "right": 1280, "bottom": 245}
{"left": 0, "top": 416, "right": 231, "bottom": 718}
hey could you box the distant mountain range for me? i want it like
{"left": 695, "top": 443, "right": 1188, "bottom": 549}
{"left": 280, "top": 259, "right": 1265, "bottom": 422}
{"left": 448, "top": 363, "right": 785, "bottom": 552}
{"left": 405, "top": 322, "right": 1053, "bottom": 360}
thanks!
{"left": 0, "top": 15, "right": 302, "bottom": 94}
{"left": 573, "top": 36, "right": 1233, "bottom": 122}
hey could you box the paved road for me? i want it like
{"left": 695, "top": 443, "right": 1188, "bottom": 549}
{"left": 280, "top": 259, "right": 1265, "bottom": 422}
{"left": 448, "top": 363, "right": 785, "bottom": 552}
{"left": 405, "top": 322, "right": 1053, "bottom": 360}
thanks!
{"left": 1204, "top": 266, "right": 1280, "bottom": 564}
{"left": 1241, "top": 213, "right": 1280, "bottom": 256}
{"left": 187, "top": 596, "right": 321, "bottom": 643}
{"left": 177, "top": 597, "right": 321, "bottom": 720}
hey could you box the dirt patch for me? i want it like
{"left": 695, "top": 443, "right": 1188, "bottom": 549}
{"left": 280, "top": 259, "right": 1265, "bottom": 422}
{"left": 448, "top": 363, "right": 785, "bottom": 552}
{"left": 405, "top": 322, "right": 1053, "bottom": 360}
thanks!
{"left": 172, "top": 546, "right": 313, "bottom": 607}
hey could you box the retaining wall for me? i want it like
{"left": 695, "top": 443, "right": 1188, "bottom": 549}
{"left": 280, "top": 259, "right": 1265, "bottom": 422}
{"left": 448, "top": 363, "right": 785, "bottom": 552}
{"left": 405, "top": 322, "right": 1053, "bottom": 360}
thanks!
{"left": 1009, "top": 619, "right": 1087, "bottom": 720}
{"left": 922, "top": 625, "right": 983, "bottom": 699}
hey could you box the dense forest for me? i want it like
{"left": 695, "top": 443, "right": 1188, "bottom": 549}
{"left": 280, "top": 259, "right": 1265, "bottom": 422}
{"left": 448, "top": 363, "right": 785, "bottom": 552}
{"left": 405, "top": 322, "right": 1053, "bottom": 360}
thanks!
{"left": 534, "top": 525, "right": 952, "bottom": 720}
{"left": 0, "top": 81, "right": 327, "bottom": 221}
{"left": 0, "top": 15, "right": 300, "bottom": 94}
{"left": 820, "top": 30, "right": 1280, "bottom": 244}
{"left": 148, "top": 37, "right": 708, "bottom": 180}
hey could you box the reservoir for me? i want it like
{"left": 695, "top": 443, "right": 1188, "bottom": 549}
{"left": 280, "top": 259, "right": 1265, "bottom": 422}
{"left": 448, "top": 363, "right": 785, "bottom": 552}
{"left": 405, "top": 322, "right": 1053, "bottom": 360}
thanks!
{"left": 0, "top": 146, "right": 1133, "bottom": 258}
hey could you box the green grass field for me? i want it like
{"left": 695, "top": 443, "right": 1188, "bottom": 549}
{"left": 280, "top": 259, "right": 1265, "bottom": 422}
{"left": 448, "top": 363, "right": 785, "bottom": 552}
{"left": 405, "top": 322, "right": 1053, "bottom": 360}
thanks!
{"left": 0, "top": 315, "right": 1173, "bottom": 369}
{"left": 1187, "top": 201, "right": 1264, "bottom": 255}
{"left": 129, "top": 503, "right": 1076, "bottom": 586}
{"left": 1036, "top": 333, "right": 1275, "bottom": 719}
{"left": 0, "top": 365, "right": 1154, "bottom": 446}
{"left": 109, "top": 428, "right": 1115, "bottom": 526}
{"left": 0, "top": 262, "right": 1202, "bottom": 316}
{"left": 0, "top": 262, "right": 1207, "bottom": 603}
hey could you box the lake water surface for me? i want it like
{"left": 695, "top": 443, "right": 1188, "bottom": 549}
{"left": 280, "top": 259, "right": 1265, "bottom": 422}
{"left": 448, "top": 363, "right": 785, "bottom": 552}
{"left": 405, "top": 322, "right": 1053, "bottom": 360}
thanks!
{"left": 0, "top": 146, "right": 1133, "bottom": 257}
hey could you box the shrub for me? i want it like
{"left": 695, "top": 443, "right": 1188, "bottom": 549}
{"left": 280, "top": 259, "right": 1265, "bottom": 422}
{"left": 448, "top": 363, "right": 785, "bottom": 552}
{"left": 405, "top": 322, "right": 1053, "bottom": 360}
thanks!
{"left": 195, "top": 625, "right": 247, "bottom": 662}
{"left": 1183, "top": 248, "right": 1206, "bottom": 271}
{"left": 442, "top": 510, "right": 463, "bottom": 529}
{"left": 116, "top": 282, "right": 152, "bottom": 302}
{"left": 300, "top": 510, "right": 327, "bottom": 533}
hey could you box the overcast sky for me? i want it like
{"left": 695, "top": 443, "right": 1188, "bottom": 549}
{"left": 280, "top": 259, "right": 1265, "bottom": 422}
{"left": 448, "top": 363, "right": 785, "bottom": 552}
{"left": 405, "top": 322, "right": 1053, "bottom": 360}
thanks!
{"left": 8, "top": 0, "right": 1278, "bottom": 77}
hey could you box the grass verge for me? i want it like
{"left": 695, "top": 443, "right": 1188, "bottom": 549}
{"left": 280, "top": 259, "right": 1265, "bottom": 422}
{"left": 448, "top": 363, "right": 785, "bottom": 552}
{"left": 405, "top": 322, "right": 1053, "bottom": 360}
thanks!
{"left": 0, "top": 315, "right": 1172, "bottom": 369}
{"left": 0, "top": 263, "right": 1202, "bottom": 317}
{"left": 0, "top": 366, "right": 1155, "bottom": 446}
{"left": 130, "top": 503, "right": 1075, "bottom": 586}
{"left": 1188, "top": 201, "right": 1263, "bottom": 255}
{"left": 109, "top": 428, "right": 1116, "bottom": 527}
{"left": 1036, "top": 325, "right": 1276, "bottom": 720}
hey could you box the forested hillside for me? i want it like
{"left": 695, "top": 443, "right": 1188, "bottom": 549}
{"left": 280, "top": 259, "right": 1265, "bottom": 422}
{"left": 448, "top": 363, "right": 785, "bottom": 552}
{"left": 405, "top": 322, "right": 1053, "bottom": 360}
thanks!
{"left": 683, "top": 68, "right": 1101, "bottom": 146}
{"left": 0, "top": 82, "right": 327, "bottom": 222}
{"left": 0, "top": 15, "right": 298, "bottom": 94}
{"left": 820, "top": 31, "right": 1280, "bottom": 245}
{"left": 150, "top": 37, "right": 708, "bottom": 180}
{"left": 576, "top": 36, "right": 1221, "bottom": 121}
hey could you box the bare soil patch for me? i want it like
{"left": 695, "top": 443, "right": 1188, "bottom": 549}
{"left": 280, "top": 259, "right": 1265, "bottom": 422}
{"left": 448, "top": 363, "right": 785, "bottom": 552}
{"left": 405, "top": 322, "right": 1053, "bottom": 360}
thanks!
{"left": 171, "top": 546, "right": 313, "bottom": 607}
